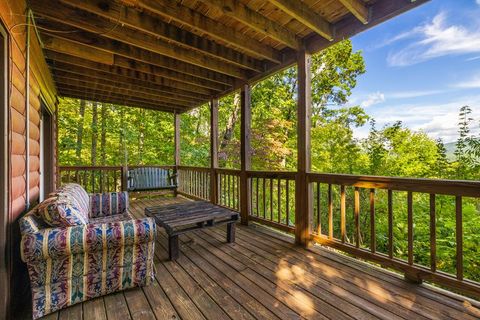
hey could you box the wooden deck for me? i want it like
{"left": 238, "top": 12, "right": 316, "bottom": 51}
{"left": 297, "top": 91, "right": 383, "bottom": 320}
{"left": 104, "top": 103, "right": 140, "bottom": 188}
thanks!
{"left": 25, "top": 196, "right": 480, "bottom": 320}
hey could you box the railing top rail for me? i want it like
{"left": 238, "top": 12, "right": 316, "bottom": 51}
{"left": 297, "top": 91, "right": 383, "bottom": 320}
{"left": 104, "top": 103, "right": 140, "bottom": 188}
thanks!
{"left": 307, "top": 172, "right": 480, "bottom": 197}
{"left": 247, "top": 170, "right": 296, "bottom": 179}
{"left": 216, "top": 168, "right": 241, "bottom": 175}
{"left": 177, "top": 165, "right": 211, "bottom": 172}
{"left": 59, "top": 165, "right": 123, "bottom": 170}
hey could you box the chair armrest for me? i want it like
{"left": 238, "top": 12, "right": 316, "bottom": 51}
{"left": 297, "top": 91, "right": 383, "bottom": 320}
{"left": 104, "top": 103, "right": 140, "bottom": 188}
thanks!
{"left": 89, "top": 191, "right": 129, "bottom": 218}
{"left": 21, "top": 217, "right": 156, "bottom": 263}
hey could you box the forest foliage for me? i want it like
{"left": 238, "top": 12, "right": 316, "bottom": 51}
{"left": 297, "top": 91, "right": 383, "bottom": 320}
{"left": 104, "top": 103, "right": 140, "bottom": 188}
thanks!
{"left": 57, "top": 40, "right": 480, "bottom": 282}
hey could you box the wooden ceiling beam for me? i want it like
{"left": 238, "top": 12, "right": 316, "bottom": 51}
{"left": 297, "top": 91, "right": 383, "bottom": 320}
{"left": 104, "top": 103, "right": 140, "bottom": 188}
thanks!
{"left": 59, "top": 90, "right": 187, "bottom": 112}
{"left": 57, "top": 0, "right": 279, "bottom": 66}
{"left": 337, "top": 0, "right": 369, "bottom": 24}
{"left": 268, "top": 0, "right": 333, "bottom": 40}
{"left": 45, "top": 50, "right": 228, "bottom": 92}
{"left": 32, "top": 2, "right": 254, "bottom": 78}
{"left": 49, "top": 64, "right": 213, "bottom": 99}
{"left": 57, "top": 84, "right": 198, "bottom": 108}
{"left": 196, "top": 0, "right": 300, "bottom": 49}
{"left": 128, "top": 0, "right": 284, "bottom": 62}
{"left": 58, "top": 85, "right": 192, "bottom": 111}
{"left": 53, "top": 75, "right": 205, "bottom": 106}
{"left": 41, "top": 35, "right": 235, "bottom": 87}
{"left": 41, "top": 35, "right": 218, "bottom": 96}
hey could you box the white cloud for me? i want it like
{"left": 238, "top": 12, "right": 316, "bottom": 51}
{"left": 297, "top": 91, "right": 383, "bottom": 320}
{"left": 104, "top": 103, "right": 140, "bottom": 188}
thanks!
{"left": 388, "top": 90, "right": 444, "bottom": 99}
{"left": 452, "top": 74, "right": 480, "bottom": 88}
{"left": 359, "top": 94, "right": 480, "bottom": 142}
{"left": 360, "top": 92, "right": 385, "bottom": 108}
{"left": 387, "top": 12, "right": 480, "bottom": 66}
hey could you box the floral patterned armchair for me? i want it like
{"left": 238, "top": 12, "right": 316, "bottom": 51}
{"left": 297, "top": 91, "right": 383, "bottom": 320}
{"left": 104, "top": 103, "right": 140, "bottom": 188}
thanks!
{"left": 19, "top": 184, "right": 156, "bottom": 319}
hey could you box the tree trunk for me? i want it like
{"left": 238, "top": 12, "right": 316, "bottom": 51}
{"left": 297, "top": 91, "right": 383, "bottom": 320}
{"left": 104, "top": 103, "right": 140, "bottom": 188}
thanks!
{"left": 219, "top": 93, "right": 240, "bottom": 152}
{"left": 100, "top": 104, "right": 107, "bottom": 166}
{"left": 91, "top": 102, "right": 98, "bottom": 166}
{"left": 75, "top": 99, "right": 86, "bottom": 165}
{"left": 137, "top": 108, "right": 145, "bottom": 164}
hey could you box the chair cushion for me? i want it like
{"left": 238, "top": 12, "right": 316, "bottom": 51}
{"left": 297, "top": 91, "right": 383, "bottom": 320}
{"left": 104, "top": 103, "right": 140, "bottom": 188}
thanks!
{"left": 36, "top": 196, "right": 88, "bottom": 227}
{"left": 50, "top": 183, "right": 90, "bottom": 217}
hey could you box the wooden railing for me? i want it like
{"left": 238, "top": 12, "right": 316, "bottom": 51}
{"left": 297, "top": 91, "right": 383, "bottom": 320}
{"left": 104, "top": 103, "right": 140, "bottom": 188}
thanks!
{"left": 247, "top": 171, "right": 296, "bottom": 234}
{"left": 58, "top": 164, "right": 480, "bottom": 298}
{"left": 217, "top": 168, "right": 240, "bottom": 211}
{"left": 58, "top": 166, "right": 124, "bottom": 193}
{"left": 177, "top": 166, "right": 211, "bottom": 201}
{"left": 308, "top": 173, "right": 480, "bottom": 298}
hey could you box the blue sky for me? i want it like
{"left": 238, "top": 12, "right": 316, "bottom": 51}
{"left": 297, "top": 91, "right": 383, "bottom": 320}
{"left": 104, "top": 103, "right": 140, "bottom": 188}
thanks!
{"left": 347, "top": 0, "right": 480, "bottom": 143}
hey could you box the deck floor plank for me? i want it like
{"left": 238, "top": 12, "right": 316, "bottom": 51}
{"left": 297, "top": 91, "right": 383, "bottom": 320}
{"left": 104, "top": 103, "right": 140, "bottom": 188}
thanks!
{"left": 103, "top": 291, "right": 132, "bottom": 320}
{"left": 202, "top": 227, "right": 387, "bottom": 320}
{"left": 31, "top": 196, "right": 479, "bottom": 320}
{"left": 219, "top": 226, "right": 434, "bottom": 320}
{"left": 82, "top": 297, "right": 107, "bottom": 320}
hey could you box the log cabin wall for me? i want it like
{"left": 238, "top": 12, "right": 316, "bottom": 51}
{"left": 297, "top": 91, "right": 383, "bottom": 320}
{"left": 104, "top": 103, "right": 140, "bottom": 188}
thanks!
{"left": 0, "top": 1, "right": 57, "bottom": 318}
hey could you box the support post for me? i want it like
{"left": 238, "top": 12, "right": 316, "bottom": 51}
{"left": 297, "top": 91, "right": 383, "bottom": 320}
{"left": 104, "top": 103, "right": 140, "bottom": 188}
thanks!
{"left": 174, "top": 111, "right": 180, "bottom": 196}
{"left": 240, "top": 84, "right": 251, "bottom": 225}
{"left": 210, "top": 98, "right": 219, "bottom": 204}
{"left": 295, "top": 48, "right": 313, "bottom": 247}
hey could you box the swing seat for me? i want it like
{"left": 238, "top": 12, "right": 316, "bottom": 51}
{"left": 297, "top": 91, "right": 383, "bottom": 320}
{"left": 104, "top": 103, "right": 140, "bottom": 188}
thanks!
{"left": 127, "top": 167, "right": 177, "bottom": 191}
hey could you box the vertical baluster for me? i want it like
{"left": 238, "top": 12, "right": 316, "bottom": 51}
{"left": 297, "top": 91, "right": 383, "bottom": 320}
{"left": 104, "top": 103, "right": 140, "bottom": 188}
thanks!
{"left": 407, "top": 191, "right": 413, "bottom": 265}
{"left": 388, "top": 190, "right": 393, "bottom": 259}
{"left": 340, "top": 185, "right": 346, "bottom": 243}
{"left": 270, "top": 178, "right": 273, "bottom": 221}
{"left": 113, "top": 170, "right": 117, "bottom": 192}
{"left": 228, "top": 174, "right": 231, "bottom": 208}
{"left": 237, "top": 176, "right": 240, "bottom": 211}
{"left": 256, "top": 177, "right": 259, "bottom": 216}
{"left": 262, "top": 178, "right": 266, "bottom": 219}
{"left": 277, "top": 179, "right": 281, "bottom": 223}
{"left": 84, "top": 170, "right": 88, "bottom": 192}
{"left": 354, "top": 187, "right": 360, "bottom": 248}
{"left": 430, "top": 194, "right": 436, "bottom": 272}
{"left": 231, "top": 175, "right": 235, "bottom": 207}
{"left": 456, "top": 196, "right": 463, "bottom": 281}
{"left": 316, "top": 182, "right": 321, "bottom": 235}
{"left": 248, "top": 176, "right": 251, "bottom": 213}
{"left": 370, "top": 189, "right": 376, "bottom": 253}
{"left": 286, "top": 180, "right": 290, "bottom": 226}
{"left": 328, "top": 184, "right": 333, "bottom": 239}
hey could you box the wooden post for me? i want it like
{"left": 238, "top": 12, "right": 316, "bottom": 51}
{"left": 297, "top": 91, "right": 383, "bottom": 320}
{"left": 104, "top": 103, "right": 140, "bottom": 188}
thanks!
{"left": 174, "top": 111, "right": 180, "bottom": 196}
{"left": 295, "top": 48, "right": 312, "bottom": 247}
{"left": 240, "top": 84, "right": 251, "bottom": 225}
{"left": 210, "top": 98, "right": 219, "bottom": 204}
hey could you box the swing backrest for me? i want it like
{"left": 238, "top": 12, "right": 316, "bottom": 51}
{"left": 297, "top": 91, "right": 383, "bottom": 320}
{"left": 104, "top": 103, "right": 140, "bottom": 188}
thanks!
{"left": 127, "top": 167, "right": 176, "bottom": 191}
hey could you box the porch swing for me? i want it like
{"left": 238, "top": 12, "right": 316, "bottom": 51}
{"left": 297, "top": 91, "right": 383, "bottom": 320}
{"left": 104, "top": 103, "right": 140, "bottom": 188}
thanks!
{"left": 119, "top": 125, "right": 177, "bottom": 192}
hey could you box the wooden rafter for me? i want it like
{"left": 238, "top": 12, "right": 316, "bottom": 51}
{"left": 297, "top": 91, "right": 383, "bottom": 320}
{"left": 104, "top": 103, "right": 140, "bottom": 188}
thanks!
{"left": 51, "top": 63, "right": 213, "bottom": 96}
{"left": 57, "top": 84, "right": 193, "bottom": 109}
{"left": 53, "top": 75, "right": 206, "bottom": 105}
{"left": 196, "top": 0, "right": 300, "bottom": 49}
{"left": 268, "top": 0, "right": 333, "bottom": 40}
{"left": 39, "top": 31, "right": 245, "bottom": 88}
{"left": 32, "top": 2, "right": 255, "bottom": 78}
{"left": 41, "top": 37, "right": 235, "bottom": 87}
{"left": 57, "top": 0, "right": 281, "bottom": 65}
{"left": 127, "top": 0, "right": 283, "bottom": 62}
{"left": 57, "top": 84, "right": 196, "bottom": 108}
{"left": 59, "top": 90, "right": 186, "bottom": 112}
{"left": 45, "top": 51, "right": 228, "bottom": 92}
{"left": 338, "top": 0, "right": 369, "bottom": 24}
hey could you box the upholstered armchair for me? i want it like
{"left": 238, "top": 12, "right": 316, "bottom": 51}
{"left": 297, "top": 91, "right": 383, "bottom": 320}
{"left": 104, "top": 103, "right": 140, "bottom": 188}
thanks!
{"left": 19, "top": 184, "right": 156, "bottom": 319}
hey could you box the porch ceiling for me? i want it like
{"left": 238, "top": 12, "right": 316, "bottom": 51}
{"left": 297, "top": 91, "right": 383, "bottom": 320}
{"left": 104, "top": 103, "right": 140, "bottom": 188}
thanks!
{"left": 30, "top": 0, "right": 428, "bottom": 113}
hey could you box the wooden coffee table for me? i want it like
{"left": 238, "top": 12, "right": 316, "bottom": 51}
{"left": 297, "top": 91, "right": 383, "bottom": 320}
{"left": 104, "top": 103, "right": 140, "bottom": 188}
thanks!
{"left": 145, "top": 201, "right": 239, "bottom": 260}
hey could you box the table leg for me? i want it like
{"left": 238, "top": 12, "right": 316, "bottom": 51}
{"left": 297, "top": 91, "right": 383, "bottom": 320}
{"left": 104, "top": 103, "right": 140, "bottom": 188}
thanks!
{"left": 169, "top": 235, "right": 179, "bottom": 261}
{"left": 227, "top": 222, "right": 235, "bottom": 243}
